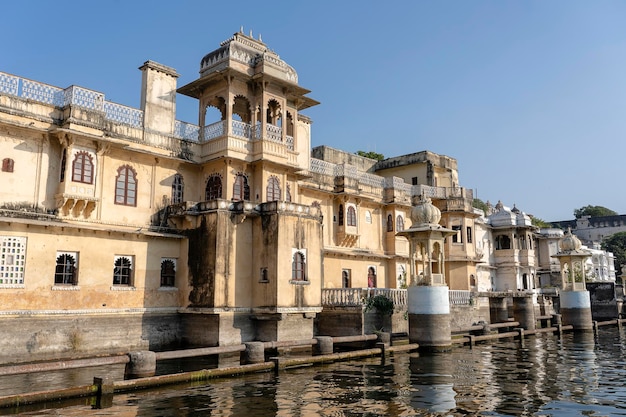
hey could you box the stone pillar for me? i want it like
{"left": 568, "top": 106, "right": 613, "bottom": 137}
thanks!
{"left": 513, "top": 296, "right": 536, "bottom": 330}
{"left": 560, "top": 290, "right": 593, "bottom": 332}
{"left": 376, "top": 332, "right": 391, "bottom": 347}
{"left": 125, "top": 351, "right": 156, "bottom": 378}
{"left": 315, "top": 336, "right": 334, "bottom": 355}
{"left": 244, "top": 342, "right": 266, "bottom": 364}
{"left": 489, "top": 297, "right": 509, "bottom": 323}
{"left": 408, "top": 286, "right": 451, "bottom": 351}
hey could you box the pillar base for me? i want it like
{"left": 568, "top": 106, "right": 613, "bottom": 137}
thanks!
{"left": 561, "top": 291, "right": 593, "bottom": 332}
{"left": 513, "top": 296, "right": 536, "bottom": 330}
{"left": 408, "top": 286, "right": 451, "bottom": 351}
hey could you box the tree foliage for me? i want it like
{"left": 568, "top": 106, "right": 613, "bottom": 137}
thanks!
{"left": 356, "top": 150, "right": 385, "bottom": 161}
{"left": 531, "top": 216, "right": 552, "bottom": 228}
{"left": 602, "top": 232, "right": 626, "bottom": 277}
{"left": 472, "top": 198, "right": 489, "bottom": 213}
{"left": 574, "top": 205, "right": 618, "bottom": 218}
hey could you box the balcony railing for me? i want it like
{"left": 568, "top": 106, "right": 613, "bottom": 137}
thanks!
{"left": 321, "top": 288, "right": 407, "bottom": 308}
{"left": 322, "top": 288, "right": 474, "bottom": 307}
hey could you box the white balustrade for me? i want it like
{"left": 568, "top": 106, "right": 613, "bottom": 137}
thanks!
{"left": 265, "top": 123, "right": 282, "bottom": 142}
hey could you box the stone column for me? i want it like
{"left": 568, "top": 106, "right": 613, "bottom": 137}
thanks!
{"left": 408, "top": 286, "right": 451, "bottom": 351}
{"left": 513, "top": 296, "right": 536, "bottom": 330}
{"left": 560, "top": 290, "right": 593, "bottom": 331}
{"left": 125, "top": 351, "right": 156, "bottom": 378}
{"left": 489, "top": 297, "right": 509, "bottom": 323}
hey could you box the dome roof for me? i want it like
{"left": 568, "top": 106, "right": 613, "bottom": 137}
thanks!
{"left": 410, "top": 196, "right": 441, "bottom": 226}
{"left": 560, "top": 228, "right": 583, "bottom": 251}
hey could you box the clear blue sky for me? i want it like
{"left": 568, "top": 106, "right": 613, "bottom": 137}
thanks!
{"left": 3, "top": 1, "right": 626, "bottom": 221}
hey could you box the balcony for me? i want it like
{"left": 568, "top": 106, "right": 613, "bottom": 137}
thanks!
{"left": 198, "top": 120, "right": 296, "bottom": 164}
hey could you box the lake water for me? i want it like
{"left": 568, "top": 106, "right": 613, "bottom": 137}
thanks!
{"left": 2, "top": 327, "right": 626, "bottom": 416}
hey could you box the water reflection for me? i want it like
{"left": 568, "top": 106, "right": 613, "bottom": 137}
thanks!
{"left": 409, "top": 353, "right": 455, "bottom": 413}
{"left": 3, "top": 328, "right": 626, "bottom": 416}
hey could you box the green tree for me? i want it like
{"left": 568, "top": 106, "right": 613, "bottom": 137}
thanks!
{"left": 574, "top": 205, "right": 618, "bottom": 218}
{"left": 531, "top": 216, "right": 552, "bottom": 228}
{"left": 472, "top": 198, "right": 489, "bottom": 213}
{"left": 602, "top": 232, "right": 626, "bottom": 280}
{"left": 356, "top": 150, "right": 385, "bottom": 161}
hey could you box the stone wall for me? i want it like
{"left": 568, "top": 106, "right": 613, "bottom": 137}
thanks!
{"left": 0, "top": 312, "right": 181, "bottom": 365}
{"left": 587, "top": 282, "right": 619, "bottom": 320}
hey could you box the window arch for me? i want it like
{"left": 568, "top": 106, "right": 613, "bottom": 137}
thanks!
{"left": 171, "top": 174, "right": 184, "bottom": 204}
{"left": 1, "top": 158, "right": 14, "bottom": 173}
{"left": 367, "top": 266, "right": 377, "bottom": 288}
{"left": 115, "top": 165, "right": 137, "bottom": 206}
{"left": 72, "top": 151, "right": 94, "bottom": 184}
{"left": 233, "top": 173, "right": 250, "bottom": 201}
{"left": 160, "top": 259, "right": 176, "bottom": 287}
{"left": 113, "top": 256, "right": 133, "bottom": 286}
{"left": 396, "top": 215, "right": 404, "bottom": 232}
{"left": 205, "top": 174, "right": 222, "bottom": 200}
{"left": 266, "top": 99, "right": 282, "bottom": 126}
{"left": 54, "top": 253, "right": 77, "bottom": 285}
{"left": 347, "top": 206, "right": 357, "bottom": 227}
{"left": 342, "top": 270, "right": 351, "bottom": 288}
{"left": 387, "top": 214, "right": 394, "bottom": 232}
{"left": 292, "top": 251, "right": 306, "bottom": 281}
{"left": 338, "top": 204, "right": 344, "bottom": 225}
{"left": 266, "top": 176, "right": 281, "bottom": 201}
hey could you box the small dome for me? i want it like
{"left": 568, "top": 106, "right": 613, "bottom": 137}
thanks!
{"left": 560, "top": 228, "right": 582, "bottom": 251}
{"left": 511, "top": 204, "right": 520, "bottom": 214}
{"left": 411, "top": 196, "right": 441, "bottom": 226}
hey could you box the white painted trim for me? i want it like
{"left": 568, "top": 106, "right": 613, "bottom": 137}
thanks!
{"left": 407, "top": 286, "right": 450, "bottom": 315}
{"left": 561, "top": 290, "right": 591, "bottom": 309}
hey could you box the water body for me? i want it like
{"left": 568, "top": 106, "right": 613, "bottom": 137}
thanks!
{"left": 2, "top": 327, "right": 626, "bottom": 416}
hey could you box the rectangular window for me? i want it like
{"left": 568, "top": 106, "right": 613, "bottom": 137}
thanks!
{"left": 160, "top": 258, "right": 176, "bottom": 287}
{"left": 466, "top": 227, "right": 473, "bottom": 244}
{"left": 452, "top": 225, "right": 462, "bottom": 243}
{"left": 113, "top": 255, "right": 134, "bottom": 286}
{"left": 54, "top": 251, "right": 78, "bottom": 285}
{"left": 411, "top": 177, "right": 418, "bottom": 185}
{"left": 0, "top": 236, "right": 26, "bottom": 287}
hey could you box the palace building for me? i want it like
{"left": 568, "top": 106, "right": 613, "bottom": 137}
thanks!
{"left": 3, "top": 31, "right": 607, "bottom": 362}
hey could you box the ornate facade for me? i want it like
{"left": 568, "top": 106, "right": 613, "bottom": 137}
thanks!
{"left": 3, "top": 31, "right": 591, "bottom": 362}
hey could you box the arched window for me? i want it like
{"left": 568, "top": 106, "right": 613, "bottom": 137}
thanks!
{"left": 266, "top": 176, "right": 281, "bottom": 201}
{"left": 115, "top": 165, "right": 137, "bottom": 206}
{"left": 338, "top": 204, "right": 344, "bottom": 225}
{"left": 292, "top": 251, "right": 306, "bottom": 281}
{"left": 396, "top": 215, "right": 404, "bottom": 232}
{"left": 205, "top": 174, "right": 222, "bottom": 200}
{"left": 1, "top": 158, "right": 14, "bottom": 173}
{"left": 160, "top": 259, "right": 176, "bottom": 287}
{"left": 54, "top": 253, "right": 77, "bottom": 285}
{"left": 347, "top": 206, "right": 357, "bottom": 227}
{"left": 113, "top": 256, "right": 133, "bottom": 286}
{"left": 285, "top": 184, "right": 292, "bottom": 202}
{"left": 72, "top": 151, "right": 94, "bottom": 184}
{"left": 171, "top": 174, "right": 184, "bottom": 204}
{"left": 342, "top": 270, "right": 351, "bottom": 288}
{"left": 387, "top": 214, "right": 394, "bottom": 232}
{"left": 367, "top": 267, "right": 377, "bottom": 288}
{"left": 233, "top": 173, "right": 250, "bottom": 201}
{"left": 59, "top": 149, "right": 67, "bottom": 182}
